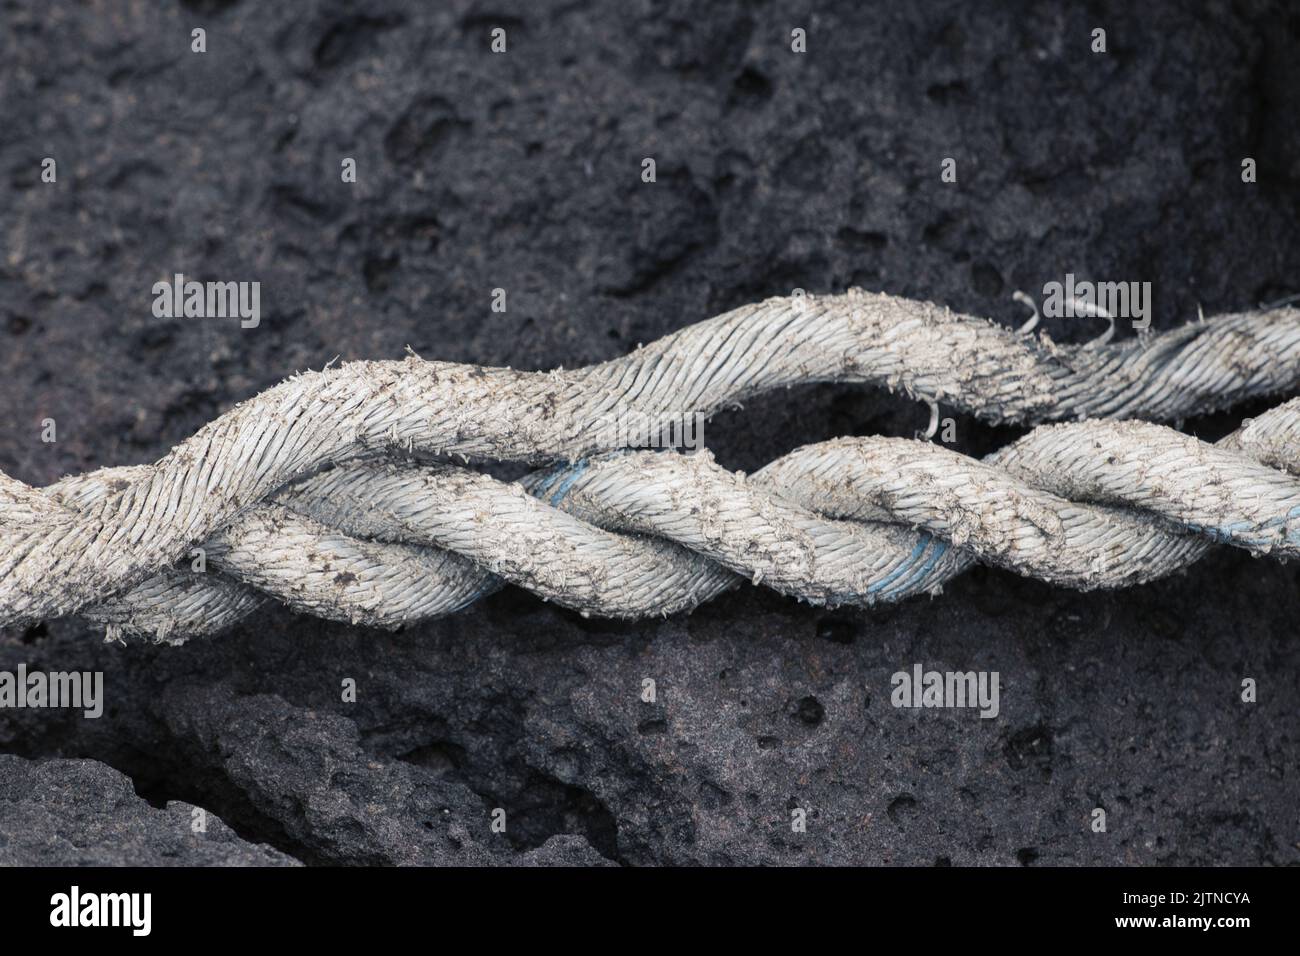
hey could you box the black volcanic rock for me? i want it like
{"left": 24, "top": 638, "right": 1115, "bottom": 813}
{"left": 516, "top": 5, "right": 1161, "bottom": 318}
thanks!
{"left": 0, "top": 0, "right": 1297, "bottom": 865}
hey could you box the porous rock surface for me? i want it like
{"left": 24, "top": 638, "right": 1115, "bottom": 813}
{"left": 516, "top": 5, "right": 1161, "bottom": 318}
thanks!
{"left": 0, "top": 0, "right": 1297, "bottom": 865}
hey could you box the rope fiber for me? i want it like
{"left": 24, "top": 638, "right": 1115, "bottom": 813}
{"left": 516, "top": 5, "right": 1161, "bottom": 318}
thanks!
{"left": 4, "top": 289, "right": 1300, "bottom": 641}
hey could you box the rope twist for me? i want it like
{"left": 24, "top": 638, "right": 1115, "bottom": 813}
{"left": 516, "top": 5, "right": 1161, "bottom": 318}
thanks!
{"left": 4, "top": 290, "right": 1300, "bottom": 641}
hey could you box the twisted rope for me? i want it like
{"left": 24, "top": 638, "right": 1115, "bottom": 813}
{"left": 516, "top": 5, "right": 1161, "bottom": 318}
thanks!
{"left": 3, "top": 290, "right": 1300, "bottom": 640}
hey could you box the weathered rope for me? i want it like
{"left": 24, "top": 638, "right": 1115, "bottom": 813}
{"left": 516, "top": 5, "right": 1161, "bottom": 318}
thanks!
{"left": 14, "top": 395, "right": 1300, "bottom": 641}
{"left": 3, "top": 289, "right": 1300, "bottom": 639}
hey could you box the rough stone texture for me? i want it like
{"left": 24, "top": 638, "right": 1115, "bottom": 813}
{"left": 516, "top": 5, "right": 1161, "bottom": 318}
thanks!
{"left": 0, "top": 754, "right": 296, "bottom": 865}
{"left": 1, "top": 0, "right": 1298, "bottom": 865}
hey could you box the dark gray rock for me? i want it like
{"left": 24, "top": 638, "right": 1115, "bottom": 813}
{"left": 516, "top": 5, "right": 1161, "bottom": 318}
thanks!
{"left": 1, "top": 0, "right": 1298, "bottom": 865}
{"left": 518, "top": 835, "right": 619, "bottom": 867}
{"left": 0, "top": 754, "right": 296, "bottom": 865}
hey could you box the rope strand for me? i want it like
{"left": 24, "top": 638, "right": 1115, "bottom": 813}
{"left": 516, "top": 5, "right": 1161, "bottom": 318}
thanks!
{"left": 4, "top": 290, "right": 1300, "bottom": 637}
{"left": 8, "top": 397, "right": 1300, "bottom": 642}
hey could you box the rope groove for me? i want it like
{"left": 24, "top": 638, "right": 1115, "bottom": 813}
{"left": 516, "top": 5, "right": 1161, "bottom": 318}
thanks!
{"left": 3, "top": 290, "right": 1300, "bottom": 640}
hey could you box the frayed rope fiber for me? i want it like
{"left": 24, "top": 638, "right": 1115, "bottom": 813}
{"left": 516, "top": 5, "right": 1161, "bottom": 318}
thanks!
{"left": 4, "top": 289, "right": 1300, "bottom": 641}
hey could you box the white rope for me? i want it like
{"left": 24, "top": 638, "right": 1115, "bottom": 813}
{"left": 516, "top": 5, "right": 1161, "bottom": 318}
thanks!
{"left": 20, "top": 396, "right": 1300, "bottom": 641}
{"left": 3, "top": 289, "right": 1300, "bottom": 638}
